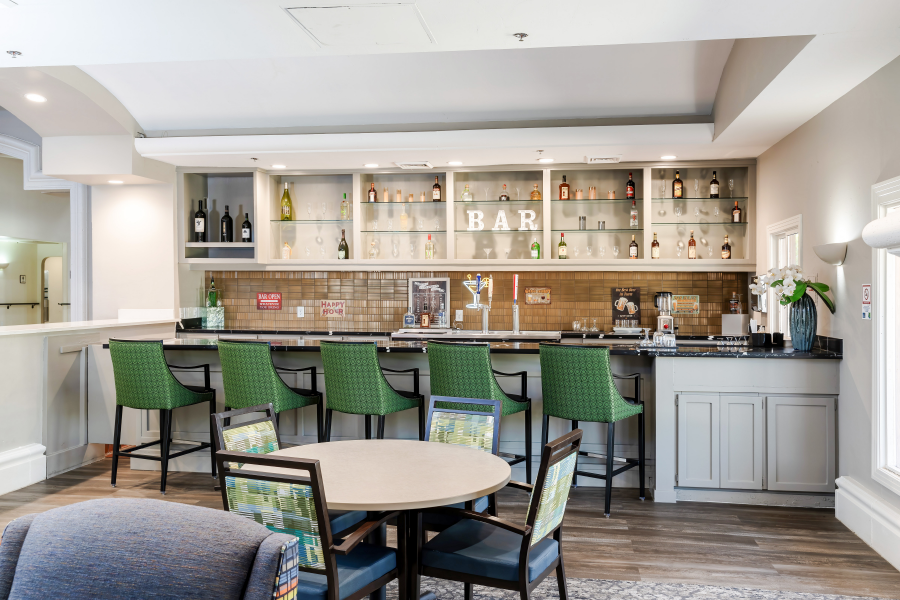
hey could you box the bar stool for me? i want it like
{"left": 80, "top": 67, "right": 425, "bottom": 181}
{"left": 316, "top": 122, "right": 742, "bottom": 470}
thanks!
{"left": 427, "top": 341, "right": 533, "bottom": 483}
{"left": 108, "top": 339, "right": 217, "bottom": 494}
{"left": 538, "top": 342, "right": 645, "bottom": 517}
{"left": 217, "top": 339, "right": 324, "bottom": 442}
{"left": 319, "top": 340, "right": 425, "bottom": 441}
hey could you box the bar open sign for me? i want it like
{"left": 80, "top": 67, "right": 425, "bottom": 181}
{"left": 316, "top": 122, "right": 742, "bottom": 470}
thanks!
{"left": 257, "top": 292, "right": 282, "bottom": 311}
{"left": 321, "top": 299, "right": 345, "bottom": 318}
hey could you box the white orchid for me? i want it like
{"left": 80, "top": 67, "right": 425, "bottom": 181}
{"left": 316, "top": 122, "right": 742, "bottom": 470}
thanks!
{"left": 750, "top": 265, "right": 835, "bottom": 314}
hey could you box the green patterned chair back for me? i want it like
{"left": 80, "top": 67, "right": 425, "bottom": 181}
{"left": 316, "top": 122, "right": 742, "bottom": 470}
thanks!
{"left": 217, "top": 340, "right": 297, "bottom": 411}
{"left": 427, "top": 342, "right": 509, "bottom": 412}
{"left": 320, "top": 341, "right": 403, "bottom": 415}
{"left": 525, "top": 429, "right": 582, "bottom": 546}
{"left": 539, "top": 343, "right": 642, "bottom": 423}
{"left": 108, "top": 339, "right": 199, "bottom": 410}
{"left": 211, "top": 404, "right": 281, "bottom": 466}
{"left": 425, "top": 396, "right": 501, "bottom": 455}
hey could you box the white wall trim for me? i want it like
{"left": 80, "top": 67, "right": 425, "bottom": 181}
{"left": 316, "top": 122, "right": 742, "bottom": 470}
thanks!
{"left": 0, "top": 443, "right": 47, "bottom": 496}
{"left": 836, "top": 476, "right": 900, "bottom": 571}
{"left": 0, "top": 133, "right": 88, "bottom": 321}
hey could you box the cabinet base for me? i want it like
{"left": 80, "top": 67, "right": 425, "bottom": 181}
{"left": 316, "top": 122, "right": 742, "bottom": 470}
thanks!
{"left": 675, "top": 487, "right": 835, "bottom": 508}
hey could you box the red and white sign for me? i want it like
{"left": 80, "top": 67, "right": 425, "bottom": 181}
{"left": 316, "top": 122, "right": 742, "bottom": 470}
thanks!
{"left": 257, "top": 292, "right": 282, "bottom": 311}
{"left": 862, "top": 284, "right": 872, "bottom": 320}
{"left": 320, "top": 299, "right": 346, "bottom": 318}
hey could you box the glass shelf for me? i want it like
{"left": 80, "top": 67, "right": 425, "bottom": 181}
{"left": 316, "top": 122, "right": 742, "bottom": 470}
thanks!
{"left": 364, "top": 202, "right": 444, "bottom": 207}
{"left": 363, "top": 230, "right": 446, "bottom": 234}
{"left": 455, "top": 229, "right": 543, "bottom": 234}
{"left": 552, "top": 198, "right": 637, "bottom": 203}
{"left": 651, "top": 222, "right": 748, "bottom": 226}
{"left": 551, "top": 229, "right": 643, "bottom": 233}
{"left": 272, "top": 220, "right": 352, "bottom": 224}
{"left": 651, "top": 197, "right": 748, "bottom": 202}
{"left": 457, "top": 200, "right": 542, "bottom": 204}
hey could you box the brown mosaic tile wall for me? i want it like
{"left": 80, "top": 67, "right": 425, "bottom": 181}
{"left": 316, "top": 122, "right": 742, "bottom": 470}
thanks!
{"left": 206, "top": 270, "right": 749, "bottom": 335}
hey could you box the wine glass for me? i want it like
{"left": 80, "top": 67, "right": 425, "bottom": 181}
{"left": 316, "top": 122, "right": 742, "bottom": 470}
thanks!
{"left": 321, "top": 202, "right": 327, "bottom": 219}
{"left": 599, "top": 246, "right": 606, "bottom": 258}
{"left": 484, "top": 248, "right": 493, "bottom": 260}
{"left": 484, "top": 187, "right": 492, "bottom": 201}
{"left": 417, "top": 218, "right": 424, "bottom": 231}
{"left": 694, "top": 206, "right": 700, "bottom": 217}
{"left": 373, "top": 219, "right": 379, "bottom": 231}
{"left": 320, "top": 246, "right": 325, "bottom": 258}
{"left": 708, "top": 246, "right": 714, "bottom": 258}
{"left": 714, "top": 206, "right": 719, "bottom": 219}
{"left": 587, "top": 246, "right": 592, "bottom": 257}
{"left": 388, "top": 218, "right": 393, "bottom": 231}
{"left": 307, "top": 204, "right": 312, "bottom": 219}
{"left": 434, "top": 217, "right": 441, "bottom": 230}
{"left": 504, "top": 248, "right": 510, "bottom": 259}
{"left": 658, "top": 208, "right": 667, "bottom": 216}
{"left": 514, "top": 187, "right": 520, "bottom": 200}
{"left": 305, "top": 246, "right": 310, "bottom": 257}
{"left": 591, "top": 318, "right": 598, "bottom": 332}
{"left": 675, "top": 206, "right": 682, "bottom": 217}
{"left": 728, "top": 179, "right": 734, "bottom": 197}
{"left": 392, "top": 242, "right": 399, "bottom": 258}
{"left": 574, "top": 247, "right": 580, "bottom": 259}
{"left": 659, "top": 180, "right": 666, "bottom": 198}
{"left": 676, "top": 241, "right": 684, "bottom": 257}
{"left": 694, "top": 179, "right": 699, "bottom": 197}
{"left": 410, "top": 242, "right": 416, "bottom": 258}
{"left": 613, "top": 246, "right": 619, "bottom": 258}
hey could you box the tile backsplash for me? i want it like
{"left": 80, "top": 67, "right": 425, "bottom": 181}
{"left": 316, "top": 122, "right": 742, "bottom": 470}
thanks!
{"left": 203, "top": 270, "right": 749, "bottom": 335}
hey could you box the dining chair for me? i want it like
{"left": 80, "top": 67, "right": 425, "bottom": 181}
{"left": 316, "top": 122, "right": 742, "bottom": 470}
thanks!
{"left": 211, "top": 404, "right": 366, "bottom": 538}
{"left": 419, "top": 429, "right": 583, "bottom": 600}
{"left": 215, "top": 442, "right": 406, "bottom": 600}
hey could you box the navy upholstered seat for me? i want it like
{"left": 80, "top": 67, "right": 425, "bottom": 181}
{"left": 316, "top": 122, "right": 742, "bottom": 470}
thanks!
{"left": 294, "top": 543, "right": 398, "bottom": 600}
{"left": 421, "top": 519, "right": 559, "bottom": 583}
{"left": 423, "top": 495, "right": 489, "bottom": 529}
{"left": 329, "top": 509, "right": 369, "bottom": 535}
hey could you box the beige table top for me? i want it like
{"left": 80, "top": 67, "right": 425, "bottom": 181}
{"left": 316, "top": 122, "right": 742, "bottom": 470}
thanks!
{"left": 239, "top": 440, "right": 511, "bottom": 511}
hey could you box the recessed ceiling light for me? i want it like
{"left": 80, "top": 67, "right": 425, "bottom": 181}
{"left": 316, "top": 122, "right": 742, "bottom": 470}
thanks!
{"left": 661, "top": 155, "right": 676, "bottom": 160}
{"left": 271, "top": 164, "right": 286, "bottom": 169}
{"left": 364, "top": 163, "right": 379, "bottom": 168}
{"left": 25, "top": 93, "right": 46, "bottom": 103}
{"left": 448, "top": 161, "right": 463, "bottom": 166}
{"left": 108, "top": 180, "right": 123, "bottom": 184}
{"left": 538, "top": 158, "right": 554, "bottom": 163}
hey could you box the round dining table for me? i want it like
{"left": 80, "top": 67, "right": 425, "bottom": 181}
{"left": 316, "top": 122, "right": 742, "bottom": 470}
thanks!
{"left": 260, "top": 439, "right": 512, "bottom": 600}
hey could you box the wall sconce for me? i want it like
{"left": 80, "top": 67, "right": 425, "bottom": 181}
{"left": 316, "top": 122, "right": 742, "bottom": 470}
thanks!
{"left": 0, "top": 263, "right": 8, "bottom": 270}
{"left": 813, "top": 242, "right": 848, "bottom": 266}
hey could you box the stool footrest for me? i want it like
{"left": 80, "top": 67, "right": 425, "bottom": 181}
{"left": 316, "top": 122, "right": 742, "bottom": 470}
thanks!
{"left": 580, "top": 451, "right": 629, "bottom": 465}
{"left": 499, "top": 452, "right": 526, "bottom": 466}
{"left": 118, "top": 441, "right": 211, "bottom": 462}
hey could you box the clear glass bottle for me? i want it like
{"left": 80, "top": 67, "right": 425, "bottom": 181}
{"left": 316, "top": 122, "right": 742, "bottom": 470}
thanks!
{"left": 424, "top": 234, "right": 435, "bottom": 259}
{"left": 281, "top": 242, "right": 292, "bottom": 259}
{"left": 651, "top": 232, "right": 660, "bottom": 259}
{"left": 340, "top": 193, "right": 349, "bottom": 220}
{"left": 403, "top": 306, "right": 416, "bottom": 328}
{"left": 530, "top": 184, "right": 542, "bottom": 201}
{"left": 460, "top": 184, "right": 474, "bottom": 202}
{"left": 531, "top": 237, "right": 541, "bottom": 259}
{"left": 400, "top": 204, "right": 408, "bottom": 231}
{"left": 280, "top": 183, "right": 293, "bottom": 220}
{"left": 630, "top": 199, "right": 639, "bottom": 229}
{"left": 368, "top": 240, "right": 377, "bottom": 260}
{"left": 688, "top": 230, "right": 697, "bottom": 259}
{"left": 499, "top": 184, "right": 509, "bottom": 201}
{"left": 557, "top": 233, "right": 567, "bottom": 259}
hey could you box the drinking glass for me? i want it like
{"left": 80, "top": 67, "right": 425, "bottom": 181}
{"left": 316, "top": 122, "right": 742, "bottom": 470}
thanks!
{"left": 305, "top": 246, "right": 310, "bottom": 257}
{"left": 676, "top": 245, "right": 682, "bottom": 257}
{"left": 392, "top": 242, "right": 399, "bottom": 258}
{"left": 410, "top": 242, "right": 416, "bottom": 258}
{"left": 587, "top": 246, "right": 592, "bottom": 257}
{"left": 675, "top": 206, "right": 682, "bottom": 217}
{"left": 484, "top": 187, "right": 491, "bottom": 201}
{"left": 613, "top": 246, "right": 619, "bottom": 258}
{"left": 694, "top": 179, "right": 699, "bottom": 197}
{"left": 320, "top": 246, "right": 325, "bottom": 258}
{"left": 514, "top": 187, "right": 520, "bottom": 200}
{"left": 695, "top": 206, "right": 700, "bottom": 217}
{"left": 373, "top": 219, "right": 378, "bottom": 231}
{"left": 484, "top": 248, "right": 493, "bottom": 260}
{"left": 574, "top": 247, "right": 580, "bottom": 258}
{"left": 504, "top": 248, "right": 510, "bottom": 259}
{"left": 417, "top": 218, "right": 424, "bottom": 230}
{"left": 714, "top": 206, "right": 719, "bottom": 218}
{"left": 708, "top": 246, "right": 714, "bottom": 258}
{"left": 659, "top": 180, "right": 666, "bottom": 197}
{"left": 434, "top": 217, "right": 441, "bottom": 230}
{"left": 728, "top": 179, "right": 734, "bottom": 197}
{"left": 599, "top": 246, "right": 606, "bottom": 258}
{"left": 307, "top": 204, "right": 312, "bottom": 219}
{"left": 573, "top": 320, "right": 580, "bottom": 331}
{"left": 591, "top": 318, "right": 598, "bottom": 332}
{"left": 388, "top": 218, "right": 393, "bottom": 231}
{"left": 321, "top": 202, "right": 327, "bottom": 219}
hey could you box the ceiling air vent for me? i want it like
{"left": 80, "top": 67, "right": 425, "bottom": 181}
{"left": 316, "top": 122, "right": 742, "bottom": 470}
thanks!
{"left": 394, "top": 161, "right": 434, "bottom": 170}
{"left": 585, "top": 156, "right": 622, "bottom": 164}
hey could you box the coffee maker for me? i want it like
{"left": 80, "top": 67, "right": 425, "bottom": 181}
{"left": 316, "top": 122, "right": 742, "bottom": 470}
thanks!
{"left": 654, "top": 292, "right": 676, "bottom": 348}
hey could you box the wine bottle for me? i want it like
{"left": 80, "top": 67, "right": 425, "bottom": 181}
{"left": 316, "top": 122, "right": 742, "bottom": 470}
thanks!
{"left": 530, "top": 184, "right": 542, "bottom": 200}
{"left": 460, "top": 184, "right": 474, "bottom": 202}
{"left": 558, "top": 233, "right": 567, "bottom": 259}
{"left": 673, "top": 170, "right": 683, "bottom": 199}
{"left": 368, "top": 183, "right": 377, "bottom": 203}
{"left": 732, "top": 201, "right": 742, "bottom": 223}
{"left": 722, "top": 235, "right": 732, "bottom": 259}
{"left": 626, "top": 172, "right": 635, "bottom": 199}
{"left": 280, "top": 183, "right": 293, "bottom": 220}
{"left": 241, "top": 213, "right": 252, "bottom": 242}
{"left": 221, "top": 205, "right": 233, "bottom": 242}
{"left": 559, "top": 175, "right": 570, "bottom": 200}
{"left": 400, "top": 204, "right": 408, "bottom": 231}
{"left": 425, "top": 234, "right": 435, "bottom": 259}
{"left": 630, "top": 199, "right": 639, "bottom": 229}
{"left": 207, "top": 276, "right": 217, "bottom": 307}
{"left": 432, "top": 176, "right": 442, "bottom": 202}
{"left": 710, "top": 171, "right": 719, "bottom": 198}
{"left": 499, "top": 184, "right": 509, "bottom": 201}
{"left": 340, "top": 193, "right": 349, "bottom": 220}
{"left": 193, "top": 199, "right": 207, "bottom": 242}
{"left": 337, "top": 229, "right": 349, "bottom": 259}
{"left": 651, "top": 232, "right": 660, "bottom": 259}
{"left": 688, "top": 230, "right": 697, "bottom": 259}
{"left": 531, "top": 237, "right": 541, "bottom": 259}
{"left": 629, "top": 234, "right": 638, "bottom": 259}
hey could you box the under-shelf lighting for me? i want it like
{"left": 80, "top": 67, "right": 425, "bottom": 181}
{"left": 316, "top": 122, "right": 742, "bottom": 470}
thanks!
{"left": 25, "top": 93, "right": 46, "bottom": 103}
{"left": 661, "top": 155, "right": 676, "bottom": 160}
{"left": 448, "top": 161, "right": 463, "bottom": 166}
{"left": 271, "top": 164, "right": 286, "bottom": 169}
{"left": 537, "top": 158, "right": 554, "bottom": 163}
{"left": 364, "top": 163, "right": 379, "bottom": 168}
{"left": 108, "top": 180, "right": 123, "bottom": 184}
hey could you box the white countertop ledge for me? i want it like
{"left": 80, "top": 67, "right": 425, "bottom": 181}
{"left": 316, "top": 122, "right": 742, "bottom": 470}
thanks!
{"left": 0, "top": 318, "right": 178, "bottom": 338}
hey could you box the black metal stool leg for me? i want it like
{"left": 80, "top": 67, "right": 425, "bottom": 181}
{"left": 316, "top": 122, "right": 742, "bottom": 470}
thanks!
{"left": 377, "top": 415, "right": 385, "bottom": 439}
{"left": 604, "top": 421, "right": 615, "bottom": 517}
{"left": 541, "top": 413, "right": 549, "bottom": 448}
{"left": 160, "top": 409, "right": 171, "bottom": 495}
{"left": 111, "top": 405, "right": 123, "bottom": 487}
{"left": 638, "top": 409, "right": 646, "bottom": 500}
{"left": 324, "top": 409, "right": 333, "bottom": 442}
{"left": 571, "top": 419, "right": 579, "bottom": 487}
{"left": 364, "top": 414, "right": 372, "bottom": 439}
{"left": 525, "top": 404, "right": 533, "bottom": 484}
{"left": 316, "top": 399, "right": 324, "bottom": 443}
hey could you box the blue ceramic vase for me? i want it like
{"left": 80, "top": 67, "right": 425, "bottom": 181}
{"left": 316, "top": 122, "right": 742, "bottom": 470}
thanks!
{"left": 789, "top": 292, "right": 817, "bottom": 352}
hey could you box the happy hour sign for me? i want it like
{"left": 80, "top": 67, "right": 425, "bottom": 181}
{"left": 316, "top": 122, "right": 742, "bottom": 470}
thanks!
{"left": 612, "top": 288, "right": 640, "bottom": 321}
{"left": 320, "top": 299, "right": 346, "bottom": 318}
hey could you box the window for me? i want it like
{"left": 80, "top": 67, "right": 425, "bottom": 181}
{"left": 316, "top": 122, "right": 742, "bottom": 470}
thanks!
{"left": 766, "top": 215, "right": 803, "bottom": 337}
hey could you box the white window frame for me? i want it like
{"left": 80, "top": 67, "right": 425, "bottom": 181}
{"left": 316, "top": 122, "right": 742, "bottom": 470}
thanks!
{"left": 766, "top": 215, "right": 803, "bottom": 336}
{"left": 872, "top": 176, "right": 900, "bottom": 497}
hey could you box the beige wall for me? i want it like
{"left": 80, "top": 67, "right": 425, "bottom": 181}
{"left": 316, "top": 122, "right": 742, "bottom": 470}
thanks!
{"left": 756, "top": 55, "right": 900, "bottom": 513}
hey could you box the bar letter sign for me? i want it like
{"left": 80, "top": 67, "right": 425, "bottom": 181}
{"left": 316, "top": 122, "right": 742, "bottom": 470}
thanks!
{"left": 257, "top": 292, "right": 282, "bottom": 310}
{"left": 321, "top": 299, "right": 346, "bottom": 318}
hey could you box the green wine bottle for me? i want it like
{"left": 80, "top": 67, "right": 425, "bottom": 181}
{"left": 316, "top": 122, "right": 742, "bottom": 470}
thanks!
{"left": 207, "top": 277, "right": 218, "bottom": 307}
{"left": 558, "top": 233, "right": 567, "bottom": 259}
{"left": 337, "top": 229, "right": 349, "bottom": 259}
{"left": 280, "top": 183, "right": 293, "bottom": 221}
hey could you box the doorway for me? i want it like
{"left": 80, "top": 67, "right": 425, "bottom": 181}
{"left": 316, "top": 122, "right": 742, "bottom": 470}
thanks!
{"left": 41, "top": 256, "right": 63, "bottom": 323}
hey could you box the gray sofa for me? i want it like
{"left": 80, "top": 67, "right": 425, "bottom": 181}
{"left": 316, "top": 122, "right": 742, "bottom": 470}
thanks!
{"left": 0, "top": 498, "right": 297, "bottom": 600}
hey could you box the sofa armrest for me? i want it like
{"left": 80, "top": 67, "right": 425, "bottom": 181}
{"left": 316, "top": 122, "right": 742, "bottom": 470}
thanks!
{"left": 242, "top": 532, "right": 299, "bottom": 600}
{"left": 0, "top": 514, "right": 37, "bottom": 598}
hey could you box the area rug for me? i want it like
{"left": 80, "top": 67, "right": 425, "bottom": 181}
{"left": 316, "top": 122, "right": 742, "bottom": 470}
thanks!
{"left": 385, "top": 577, "right": 884, "bottom": 600}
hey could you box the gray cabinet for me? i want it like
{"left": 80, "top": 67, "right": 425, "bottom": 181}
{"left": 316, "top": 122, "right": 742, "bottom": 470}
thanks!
{"left": 766, "top": 396, "right": 835, "bottom": 492}
{"left": 677, "top": 394, "right": 720, "bottom": 488}
{"left": 720, "top": 395, "right": 764, "bottom": 490}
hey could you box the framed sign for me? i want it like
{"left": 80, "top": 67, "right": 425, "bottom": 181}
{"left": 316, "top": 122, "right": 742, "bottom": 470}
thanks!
{"left": 525, "top": 287, "right": 551, "bottom": 305}
{"left": 408, "top": 278, "right": 450, "bottom": 326}
{"left": 320, "top": 300, "right": 346, "bottom": 318}
{"left": 672, "top": 294, "right": 700, "bottom": 316}
{"left": 612, "top": 287, "right": 640, "bottom": 321}
{"left": 256, "top": 292, "right": 282, "bottom": 311}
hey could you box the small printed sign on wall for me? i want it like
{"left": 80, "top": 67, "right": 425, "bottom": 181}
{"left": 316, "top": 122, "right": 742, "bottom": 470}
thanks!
{"left": 256, "top": 292, "right": 282, "bottom": 311}
{"left": 525, "top": 287, "right": 551, "bottom": 305}
{"left": 321, "top": 299, "right": 346, "bottom": 318}
{"left": 672, "top": 294, "right": 700, "bottom": 316}
{"left": 862, "top": 284, "right": 872, "bottom": 320}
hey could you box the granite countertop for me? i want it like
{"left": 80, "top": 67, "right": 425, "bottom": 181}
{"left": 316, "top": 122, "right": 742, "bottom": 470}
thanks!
{"left": 117, "top": 338, "right": 841, "bottom": 358}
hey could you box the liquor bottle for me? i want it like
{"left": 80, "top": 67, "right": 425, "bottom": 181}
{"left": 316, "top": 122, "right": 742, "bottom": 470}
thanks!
{"left": 400, "top": 204, "right": 408, "bottom": 231}
{"left": 530, "top": 184, "right": 542, "bottom": 201}
{"left": 193, "top": 199, "right": 207, "bottom": 242}
{"left": 460, "top": 184, "right": 474, "bottom": 202}
{"left": 368, "top": 183, "right": 377, "bottom": 203}
{"left": 557, "top": 232, "right": 567, "bottom": 259}
{"left": 722, "top": 235, "right": 732, "bottom": 259}
{"left": 403, "top": 306, "right": 416, "bottom": 328}
{"left": 688, "top": 230, "right": 697, "bottom": 259}
{"left": 221, "top": 205, "right": 233, "bottom": 242}
{"left": 673, "top": 170, "right": 683, "bottom": 198}
{"left": 280, "top": 183, "right": 293, "bottom": 220}
{"left": 281, "top": 242, "right": 291, "bottom": 259}
{"left": 710, "top": 171, "right": 719, "bottom": 198}
{"left": 383, "top": 187, "right": 389, "bottom": 203}
{"left": 368, "top": 240, "right": 377, "bottom": 260}
{"left": 396, "top": 189, "right": 402, "bottom": 204}
{"left": 531, "top": 237, "right": 541, "bottom": 259}
{"left": 559, "top": 175, "right": 570, "bottom": 200}
{"left": 420, "top": 192, "right": 426, "bottom": 203}
{"left": 337, "top": 229, "right": 349, "bottom": 259}
{"left": 732, "top": 201, "right": 742, "bottom": 223}
{"left": 499, "top": 184, "right": 510, "bottom": 201}
{"left": 424, "top": 234, "right": 435, "bottom": 259}
{"left": 626, "top": 172, "right": 635, "bottom": 199}
{"left": 432, "top": 176, "right": 442, "bottom": 202}
{"left": 420, "top": 296, "right": 431, "bottom": 328}
{"left": 241, "top": 213, "right": 252, "bottom": 242}
{"left": 340, "top": 193, "right": 349, "bottom": 220}
{"left": 206, "top": 277, "right": 217, "bottom": 307}
{"left": 409, "top": 193, "right": 414, "bottom": 204}
{"left": 651, "top": 232, "right": 660, "bottom": 259}
{"left": 630, "top": 199, "right": 639, "bottom": 229}
{"left": 629, "top": 234, "right": 638, "bottom": 259}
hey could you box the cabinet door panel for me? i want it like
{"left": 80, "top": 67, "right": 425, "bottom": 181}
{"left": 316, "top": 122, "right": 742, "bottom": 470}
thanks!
{"left": 720, "top": 395, "right": 764, "bottom": 490}
{"left": 766, "top": 396, "right": 835, "bottom": 492}
{"left": 677, "top": 394, "right": 719, "bottom": 488}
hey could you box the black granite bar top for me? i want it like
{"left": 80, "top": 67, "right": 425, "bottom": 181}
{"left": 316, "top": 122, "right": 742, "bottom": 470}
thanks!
{"left": 106, "top": 338, "right": 841, "bottom": 358}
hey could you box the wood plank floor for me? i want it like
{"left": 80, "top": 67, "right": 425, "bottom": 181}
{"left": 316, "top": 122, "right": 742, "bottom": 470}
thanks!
{"left": 2, "top": 458, "right": 899, "bottom": 599}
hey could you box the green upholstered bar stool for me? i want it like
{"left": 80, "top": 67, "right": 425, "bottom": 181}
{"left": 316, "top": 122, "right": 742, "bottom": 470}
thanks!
{"left": 427, "top": 341, "right": 534, "bottom": 483}
{"left": 319, "top": 340, "right": 425, "bottom": 441}
{"left": 217, "top": 339, "right": 324, "bottom": 442}
{"left": 539, "top": 343, "right": 645, "bottom": 517}
{"left": 108, "top": 339, "right": 217, "bottom": 494}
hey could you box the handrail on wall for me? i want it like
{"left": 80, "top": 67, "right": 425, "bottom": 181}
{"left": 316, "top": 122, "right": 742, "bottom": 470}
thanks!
{"left": 2, "top": 302, "right": 39, "bottom": 309}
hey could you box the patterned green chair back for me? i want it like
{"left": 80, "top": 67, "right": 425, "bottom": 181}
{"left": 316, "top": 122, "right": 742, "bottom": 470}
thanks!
{"left": 539, "top": 343, "right": 642, "bottom": 423}
{"left": 526, "top": 429, "right": 582, "bottom": 546}
{"left": 427, "top": 342, "right": 508, "bottom": 412}
{"left": 319, "top": 341, "right": 403, "bottom": 415}
{"left": 425, "top": 396, "right": 501, "bottom": 455}
{"left": 108, "top": 339, "right": 199, "bottom": 410}
{"left": 217, "top": 340, "right": 297, "bottom": 411}
{"left": 211, "top": 404, "right": 281, "bottom": 467}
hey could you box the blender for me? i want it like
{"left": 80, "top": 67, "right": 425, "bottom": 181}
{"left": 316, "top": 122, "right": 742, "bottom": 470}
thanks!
{"left": 654, "top": 292, "right": 676, "bottom": 348}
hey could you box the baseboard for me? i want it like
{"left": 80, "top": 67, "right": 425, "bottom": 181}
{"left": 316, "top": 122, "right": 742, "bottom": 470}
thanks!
{"left": 47, "top": 443, "right": 107, "bottom": 477}
{"left": 676, "top": 487, "right": 835, "bottom": 508}
{"left": 0, "top": 444, "right": 46, "bottom": 496}
{"left": 836, "top": 476, "right": 900, "bottom": 571}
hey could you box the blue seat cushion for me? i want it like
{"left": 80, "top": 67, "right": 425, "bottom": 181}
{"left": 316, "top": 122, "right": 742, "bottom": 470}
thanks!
{"left": 422, "top": 495, "right": 489, "bottom": 529}
{"left": 329, "top": 510, "right": 367, "bottom": 535}
{"left": 422, "top": 519, "right": 558, "bottom": 583}
{"left": 295, "top": 543, "right": 396, "bottom": 600}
